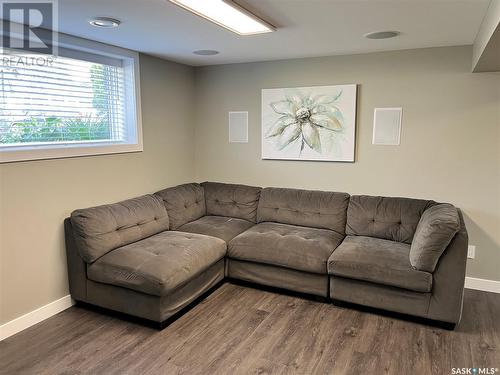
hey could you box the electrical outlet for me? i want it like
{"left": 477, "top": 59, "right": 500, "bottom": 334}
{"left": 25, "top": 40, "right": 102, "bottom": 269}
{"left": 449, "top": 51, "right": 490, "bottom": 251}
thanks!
{"left": 467, "top": 245, "right": 476, "bottom": 259}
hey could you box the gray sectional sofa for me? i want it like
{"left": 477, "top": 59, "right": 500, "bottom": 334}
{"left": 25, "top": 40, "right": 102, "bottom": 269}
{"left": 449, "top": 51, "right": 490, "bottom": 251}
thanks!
{"left": 65, "top": 182, "right": 467, "bottom": 329}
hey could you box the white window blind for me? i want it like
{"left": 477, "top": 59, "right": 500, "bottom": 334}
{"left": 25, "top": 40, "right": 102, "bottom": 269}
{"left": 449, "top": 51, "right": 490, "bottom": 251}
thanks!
{"left": 0, "top": 50, "right": 127, "bottom": 146}
{"left": 0, "top": 35, "right": 142, "bottom": 163}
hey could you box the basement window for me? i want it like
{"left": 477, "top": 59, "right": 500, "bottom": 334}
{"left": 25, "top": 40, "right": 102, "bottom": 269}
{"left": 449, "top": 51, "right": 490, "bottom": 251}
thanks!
{"left": 0, "top": 35, "right": 142, "bottom": 163}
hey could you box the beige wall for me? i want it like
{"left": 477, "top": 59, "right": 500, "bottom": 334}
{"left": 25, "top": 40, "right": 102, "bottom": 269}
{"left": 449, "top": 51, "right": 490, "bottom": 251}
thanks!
{"left": 0, "top": 54, "right": 196, "bottom": 324}
{"left": 194, "top": 46, "right": 500, "bottom": 282}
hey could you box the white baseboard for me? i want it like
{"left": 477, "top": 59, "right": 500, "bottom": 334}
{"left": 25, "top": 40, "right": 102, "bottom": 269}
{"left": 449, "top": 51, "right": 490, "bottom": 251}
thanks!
{"left": 0, "top": 295, "right": 74, "bottom": 341}
{"left": 465, "top": 277, "right": 500, "bottom": 294}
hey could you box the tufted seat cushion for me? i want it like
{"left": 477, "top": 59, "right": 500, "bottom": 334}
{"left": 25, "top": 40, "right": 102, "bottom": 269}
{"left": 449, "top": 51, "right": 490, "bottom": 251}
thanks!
{"left": 155, "top": 183, "right": 206, "bottom": 230}
{"left": 346, "top": 195, "right": 436, "bottom": 244}
{"left": 257, "top": 187, "right": 350, "bottom": 233}
{"left": 178, "top": 215, "right": 255, "bottom": 243}
{"left": 202, "top": 182, "right": 261, "bottom": 222}
{"left": 328, "top": 236, "right": 432, "bottom": 292}
{"left": 228, "top": 222, "right": 344, "bottom": 274}
{"left": 71, "top": 195, "right": 170, "bottom": 263}
{"left": 87, "top": 231, "right": 226, "bottom": 296}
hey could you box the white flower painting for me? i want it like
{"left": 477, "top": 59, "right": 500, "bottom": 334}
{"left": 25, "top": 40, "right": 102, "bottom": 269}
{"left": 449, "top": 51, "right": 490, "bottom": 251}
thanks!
{"left": 261, "top": 84, "right": 357, "bottom": 162}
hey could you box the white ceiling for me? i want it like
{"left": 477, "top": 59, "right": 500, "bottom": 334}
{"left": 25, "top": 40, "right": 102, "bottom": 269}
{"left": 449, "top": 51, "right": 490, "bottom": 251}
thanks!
{"left": 54, "top": 0, "right": 491, "bottom": 66}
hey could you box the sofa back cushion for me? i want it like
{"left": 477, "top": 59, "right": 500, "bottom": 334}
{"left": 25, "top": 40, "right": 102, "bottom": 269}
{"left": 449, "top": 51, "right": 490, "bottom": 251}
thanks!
{"left": 71, "top": 195, "right": 169, "bottom": 263}
{"left": 155, "top": 183, "right": 206, "bottom": 229}
{"left": 409, "top": 204, "right": 460, "bottom": 272}
{"left": 202, "top": 182, "right": 261, "bottom": 222}
{"left": 346, "top": 195, "right": 436, "bottom": 244}
{"left": 257, "top": 187, "right": 350, "bottom": 233}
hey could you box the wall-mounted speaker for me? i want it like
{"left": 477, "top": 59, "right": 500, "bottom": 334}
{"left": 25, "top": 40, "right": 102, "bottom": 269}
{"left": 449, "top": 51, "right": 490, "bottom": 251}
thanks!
{"left": 228, "top": 111, "right": 248, "bottom": 143}
{"left": 372, "top": 107, "right": 402, "bottom": 145}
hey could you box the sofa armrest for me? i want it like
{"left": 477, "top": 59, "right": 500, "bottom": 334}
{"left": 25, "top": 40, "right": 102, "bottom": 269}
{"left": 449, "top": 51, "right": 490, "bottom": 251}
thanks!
{"left": 426, "top": 209, "right": 468, "bottom": 324}
{"left": 64, "top": 218, "right": 87, "bottom": 302}
{"left": 409, "top": 204, "right": 460, "bottom": 273}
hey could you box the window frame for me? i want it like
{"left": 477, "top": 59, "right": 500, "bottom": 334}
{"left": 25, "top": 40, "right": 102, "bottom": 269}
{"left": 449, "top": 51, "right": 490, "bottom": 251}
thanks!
{"left": 0, "top": 32, "right": 143, "bottom": 163}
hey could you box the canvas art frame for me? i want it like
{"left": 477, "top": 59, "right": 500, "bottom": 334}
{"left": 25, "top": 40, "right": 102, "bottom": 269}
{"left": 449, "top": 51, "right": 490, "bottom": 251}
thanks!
{"left": 261, "top": 84, "right": 357, "bottom": 162}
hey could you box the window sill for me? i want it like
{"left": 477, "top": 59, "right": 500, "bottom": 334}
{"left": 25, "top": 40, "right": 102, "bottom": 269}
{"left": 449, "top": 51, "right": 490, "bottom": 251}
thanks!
{"left": 0, "top": 142, "right": 143, "bottom": 163}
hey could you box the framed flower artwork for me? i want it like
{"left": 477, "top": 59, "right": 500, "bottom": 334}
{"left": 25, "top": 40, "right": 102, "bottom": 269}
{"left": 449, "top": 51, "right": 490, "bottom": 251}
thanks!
{"left": 261, "top": 84, "right": 357, "bottom": 162}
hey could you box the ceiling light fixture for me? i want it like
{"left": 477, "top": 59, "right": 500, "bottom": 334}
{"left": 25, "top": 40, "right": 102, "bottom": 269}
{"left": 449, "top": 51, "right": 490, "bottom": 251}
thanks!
{"left": 89, "top": 17, "right": 121, "bottom": 28}
{"left": 169, "top": 0, "right": 275, "bottom": 35}
{"left": 193, "top": 49, "right": 220, "bottom": 55}
{"left": 364, "top": 31, "right": 400, "bottom": 39}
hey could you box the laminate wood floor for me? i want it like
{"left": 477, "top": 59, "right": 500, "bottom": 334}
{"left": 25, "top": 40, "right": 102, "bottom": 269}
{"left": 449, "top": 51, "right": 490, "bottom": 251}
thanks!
{"left": 1, "top": 283, "right": 499, "bottom": 375}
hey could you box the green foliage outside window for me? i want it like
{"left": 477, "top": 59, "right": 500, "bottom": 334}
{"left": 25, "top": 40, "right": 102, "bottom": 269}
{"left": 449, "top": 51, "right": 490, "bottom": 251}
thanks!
{"left": 1, "top": 64, "right": 112, "bottom": 145}
{"left": 0, "top": 116, "right": 110, "bottom": 144}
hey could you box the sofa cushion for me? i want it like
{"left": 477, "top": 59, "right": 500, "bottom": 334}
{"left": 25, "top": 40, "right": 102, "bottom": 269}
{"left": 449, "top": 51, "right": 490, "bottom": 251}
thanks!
{"left": 71, "top": 195, "right": 169, "bottom": 263}
{"left": 346, "top": 195, "right": 436, "bottom": 244}
{"left": 228, "top": 222, "right": 344, "bottom": 274}
{"left": 87, "top": 231, "right": 226, "bottom": 296}
{"left": 328, "top": 236, "right": 432, "bottom": 292}
{"left": 410, "top": 204, "right": 460, "bottom": 272}
{"left": 257, "top": 187, "right": 350, "bottom": 233}
{"left": 178, "top": 215, "right": 255, "bottom": 243}
{"left": 202, "top": 182, "right": 261, "bottom": 222}
{"left": 155, "top": 183, "right": 206, "bottom": 230}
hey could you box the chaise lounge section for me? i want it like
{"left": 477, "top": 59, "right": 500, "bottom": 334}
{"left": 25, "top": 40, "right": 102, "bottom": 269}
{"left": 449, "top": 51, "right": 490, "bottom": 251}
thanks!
{"left": 65, "top": 194, "right": 226, "bottom": 323}
{"left": 65, "top": 182, "right": 467, "bottom": 329}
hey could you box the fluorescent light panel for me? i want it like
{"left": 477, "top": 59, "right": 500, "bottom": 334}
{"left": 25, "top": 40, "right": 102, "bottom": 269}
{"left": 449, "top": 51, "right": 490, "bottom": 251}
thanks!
{"left": 169, "top": 0, "right": 274, "bottom": 35}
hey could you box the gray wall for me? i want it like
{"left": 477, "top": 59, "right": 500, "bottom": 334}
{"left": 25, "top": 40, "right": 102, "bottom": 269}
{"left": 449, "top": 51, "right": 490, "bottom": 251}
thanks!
{"left": 0, "top": 54, "right": 196, "bottom": 324}
{"left": 193, "top": 46, "right": 500, "bottom": 282}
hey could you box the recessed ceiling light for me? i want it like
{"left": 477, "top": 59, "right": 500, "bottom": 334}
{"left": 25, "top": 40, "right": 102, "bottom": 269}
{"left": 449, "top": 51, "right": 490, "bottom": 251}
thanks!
{"left": 169, "top": 0, "right": 275, "bottom": 35}
{"left": 364, "top": 31, "right": 400, "bottom": 39}
{"left": 193, "top": 49, "right": 220, "bottom": 56}
{"left": 89, "top": 17, "right": 121, "bottom": 28}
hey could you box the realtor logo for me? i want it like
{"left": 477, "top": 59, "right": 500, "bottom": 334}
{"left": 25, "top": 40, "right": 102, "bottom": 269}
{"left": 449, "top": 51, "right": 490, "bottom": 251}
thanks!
{"left": 1, "top": 0, "right": 57, "bottom": 54}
